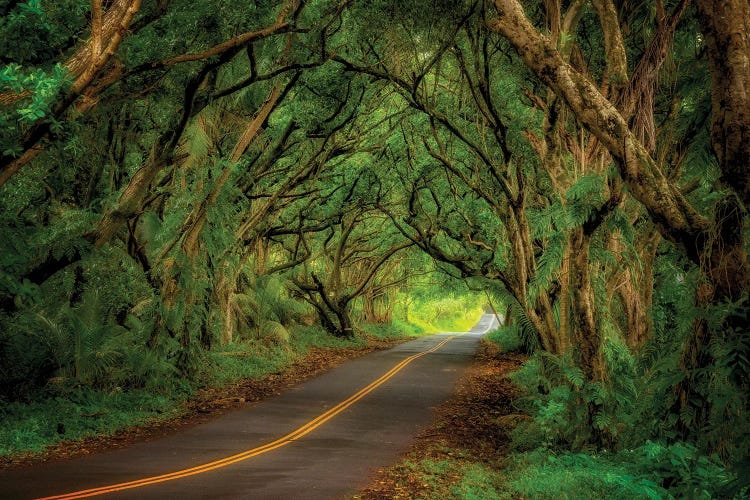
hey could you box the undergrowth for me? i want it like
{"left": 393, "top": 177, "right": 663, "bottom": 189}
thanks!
{"left": 498, "top": 444, "right": 739, "bottom": 499}
{"left": 0, "top": 389, "right": 180, "bottom": 457}
{"left": 401, "top": 443, "right": 739, "bottom": 500}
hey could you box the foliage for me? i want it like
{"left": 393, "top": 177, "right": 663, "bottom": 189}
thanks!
{"left": 394, "top": 290, "right": 485, "bottom": 333}
{"left": 486, "top": 323, "right": 524, "bottom": 353}
{"left": 383, "top": 443, "right": 740, "bottom": 500}
{"left": 498, "top": 443, "right": 740, "bottom": 500}
{"left": 0, "top": 0, "right": 748, "bottom": 493}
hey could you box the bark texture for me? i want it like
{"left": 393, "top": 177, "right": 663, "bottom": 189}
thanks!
{"left": 696, "top": 0, "right": 750, "bottom": 212}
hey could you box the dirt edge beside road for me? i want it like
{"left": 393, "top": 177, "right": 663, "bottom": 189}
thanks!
{"left": 355, "top": 339, "right": 525, "bottom": 499}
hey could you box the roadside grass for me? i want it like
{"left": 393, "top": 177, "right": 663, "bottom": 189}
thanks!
{"left": 496, "top": 449, "right": 668, "bottom": 499}
{"left": 0, "top": 389, "right": 181, "bottom": 457}
{"left": 206, "top": 323, "right": 417, "bottom": 386}
{"left": 0, "top": 320, "right": 431, "bottom": 461}
{"left": 372, "top": 446, "right": 729, "bottom": 500}
{"left": 389, "top": 453, "right": 506, "bottom": 500}
{"left": 366, "top": 320, "right": 425, "bottom": 339}
{"left": 485, "top": 323, "right": 524, "bottom": 353}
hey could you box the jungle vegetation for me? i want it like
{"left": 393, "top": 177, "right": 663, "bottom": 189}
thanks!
{"left": 1, "top": 0, "right": 748, "bottom": 497}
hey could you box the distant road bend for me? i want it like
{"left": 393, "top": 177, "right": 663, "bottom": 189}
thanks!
{"left": 0, "top": 314, "right": 500, "bottom": 500}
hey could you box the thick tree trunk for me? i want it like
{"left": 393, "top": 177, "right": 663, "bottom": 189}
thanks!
{"left": 216, "top": 267, "right": 240, "bottom": 345}
{"left": 254, "top": 239, "right": 269, "bottom": 277}
{"left": 558, "top": 238, "right": 572, "bottom": 351}
{"left": 696, "top": 0, "right": 750, "bottom": 212}
{"left": 361, "top": 291, "right": 378, "bottom": 323}
{"left": 693, "top": 0, "right": 750, "bottom": 303}
{"left": 335, "top": 305, "right": 354, "bottom": 338}
{"left": 506, "top": 204, "right": 560, "bottom": 353}
{"left": 569, "top": 228, "right": 605, "bottom": 382}
{"left": 504, "top": 302, "right": 513, "bottom": 327}
{"left": 318, "top": 309, "right": 338, "bottom": 336}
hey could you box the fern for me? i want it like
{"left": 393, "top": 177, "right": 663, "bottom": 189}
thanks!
{"left": 565, "top": 174, "right": 606, "bottom": 204}
{"left": 529, "top": 230, "right": 567, "bottom": 302}
{"left": 176, "top": 107, "right": 221, "bottom": 172}
{"left": 563, "top": 174, "right": 608, "bottom": 229}
{"left": 513, "top": 302, "right": 542, "bottom": 353}
{"left": 258, "top": 320, "right": 290, "bottom": 344}
{"left": 527, "top": 201, "right": 567, "bottom": 238}
{"left": 561, "top": 363, "right": 585, "bottom": 390}
{"left": 33, "top": 292, "right": 124, "bottom": 388}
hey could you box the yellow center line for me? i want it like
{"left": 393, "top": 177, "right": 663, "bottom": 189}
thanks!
{"left": 38, "top": 335, "right": 456, "bottom": 500}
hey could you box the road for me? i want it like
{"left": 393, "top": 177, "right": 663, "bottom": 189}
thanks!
{"left": 0, "top": 314, "right": 498, "bottom": 499}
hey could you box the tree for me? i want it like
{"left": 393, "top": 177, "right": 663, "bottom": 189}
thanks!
{"left": 488, "top": 0, "right": 748, "bottom": 301}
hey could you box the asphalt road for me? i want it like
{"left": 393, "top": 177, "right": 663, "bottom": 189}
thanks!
{"left": 0, "top": 314, "right": 498, "bottom": 500}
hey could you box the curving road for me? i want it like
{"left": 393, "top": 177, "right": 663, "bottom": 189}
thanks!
{"left": 0, "top": 314, "right": 499, "bottom": 500}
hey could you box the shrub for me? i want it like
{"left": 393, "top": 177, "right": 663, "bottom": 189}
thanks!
{"left": 486, "top": 323, "right": 524, "bottom": 353}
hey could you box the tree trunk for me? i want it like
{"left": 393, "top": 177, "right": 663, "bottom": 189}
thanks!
{"left": 614, "top": 225, "right": 659, "bottom": 349}
{"left": 362, "top": 288, "right": 393, "bottom": 324}
{"left": 315, "top": 304, "right": 338, "bottom": 336}
{"left": 504, "top": 302, "right": 513, "bottom": 327}
{"left": 569, "top": 228, "right": 605, "bottom": 382}
{"left": 254, "top": 239, "right": 269, "bottom": 277}
{"left": 336, "top": 305, "right": 354, "bottom": 338}
{"left": 216, "top": 267, "right": 240, "bottom": 345}
{"left": 506, "top": 204, "right": 559, "bottom": 353}
{"left": 696, "top": 0, "right": 750, "bottom": 212}
{"left": 558, "top": 237, "right": 572, "bottom": 351}
{"left": 361, "top": 290, "right": 378, "bottom": 323}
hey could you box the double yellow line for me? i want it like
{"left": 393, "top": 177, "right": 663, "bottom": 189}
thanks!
{"left": 39, "top": 335, "right": 455, "bottom": 499}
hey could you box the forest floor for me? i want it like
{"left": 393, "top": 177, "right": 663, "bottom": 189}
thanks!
{"left": 0, "top": 336, "right": 406, "bottom": 470}
{"left": 355, "top": 339, "right": 525, "bottom": 499}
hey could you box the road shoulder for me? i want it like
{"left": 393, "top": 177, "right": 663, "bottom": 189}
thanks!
{"left": 355, "top": 339, "right": 525, "bottom": 499}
